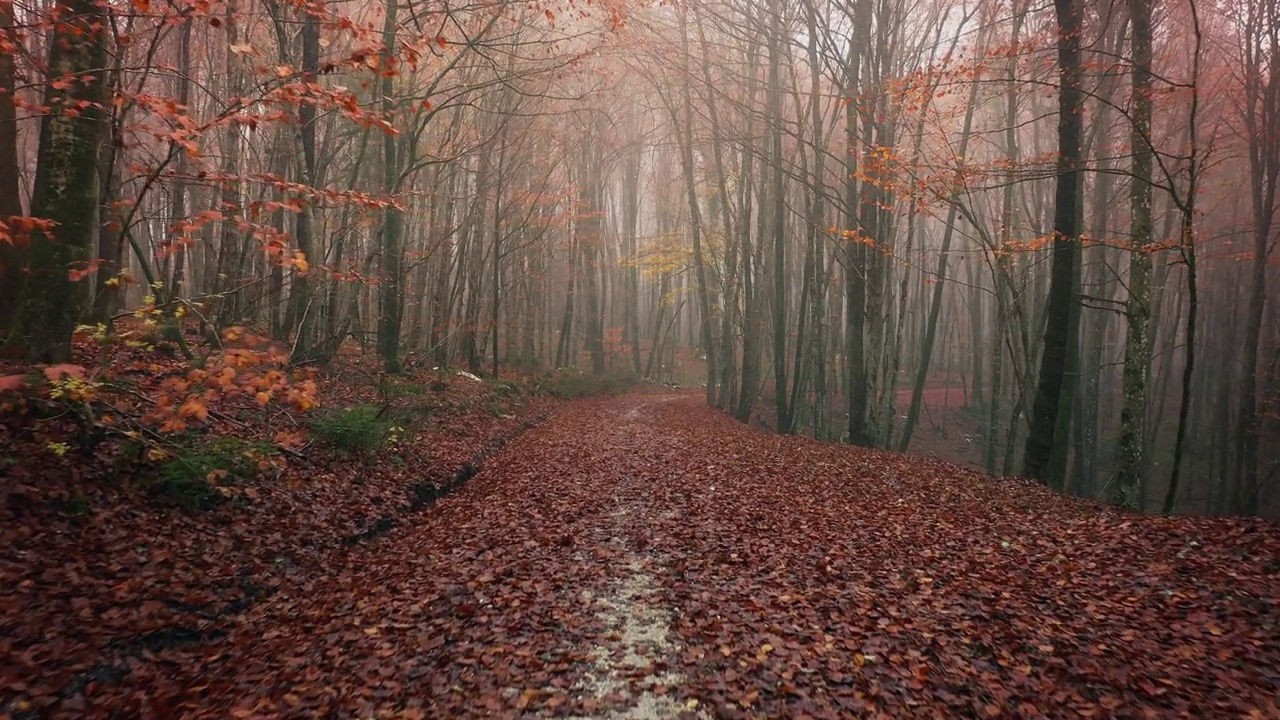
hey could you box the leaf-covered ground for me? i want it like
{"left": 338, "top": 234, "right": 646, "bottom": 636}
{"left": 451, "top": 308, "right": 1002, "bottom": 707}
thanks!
{"left": 5, "top": 393, "right": 1280, "bottom": 718}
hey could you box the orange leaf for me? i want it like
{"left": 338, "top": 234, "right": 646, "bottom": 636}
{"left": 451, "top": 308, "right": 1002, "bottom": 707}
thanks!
{"left": 178, "top": 397, "right": 209, "bottom": 421}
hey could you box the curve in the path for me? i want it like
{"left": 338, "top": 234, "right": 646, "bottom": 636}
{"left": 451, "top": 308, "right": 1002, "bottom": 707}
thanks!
{"left": 148, "top": 394, "right": 1277, "bottom": 720}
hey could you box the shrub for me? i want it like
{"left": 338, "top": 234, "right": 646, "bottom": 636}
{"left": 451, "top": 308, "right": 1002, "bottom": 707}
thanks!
{"left": 539, "top": 369, "right": 638, "bottom": 399}
{"left": 153, "top": 464, "right": 222, "bottom": 511}
{"left": 377, "top": 376, "right": 427, "bottom": 399}
{"left": 154, "top": 437, "right": 269, "bottom": 510}
{"left": 491, "top": 379, "right": 522, "bottom": 398}
{"left": 312, "top": 405, "right": 392, "bottom": 452}
{"left": 486, "top": 400, "right": 508, "bottom": 418}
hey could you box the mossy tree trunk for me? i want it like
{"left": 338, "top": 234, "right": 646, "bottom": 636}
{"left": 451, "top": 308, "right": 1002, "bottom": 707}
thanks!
{"left": 1114, "top": 0, "right": 1154, "bottom": 510}
{"left": 8, "top": 0, "right": 109, "bottom": 362}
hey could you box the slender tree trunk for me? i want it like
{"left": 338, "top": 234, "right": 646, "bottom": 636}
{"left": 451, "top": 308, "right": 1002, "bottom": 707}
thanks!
{"left": 621, "top": 144, "right": 642, "bottom": 375}
{"left": 1167, "top": 10, "right": 1206, "bottom": 514}
{"left": 768, "top": 0, "right": 790, "bottom": 430}
{"left": 377, "top": 0, "right": 404, "bottom": 372}
{"left": 1166, "top": 217, "right": 1199, "bottom": 514}
{"left": 287, "top": 3, "right": 320, "bottom": 358}
{"left": 1023, "top": 0, "right": 1084, "bottom": 482}
{"left": 556, "top": 231, "right": 578, "bottom": 369}
{"left": 805, "top": 0, "right": 827, "bottom": 439}
{"left": 845, "top": 0, "right": 870, "bottom": 445}
{"left": 694, "top": 6, "right": 738, "bottom": 408}
{"left": 1114, "top": 0, "right": 1154, "bottom": 509}
{"left": 899, "top": 78, "right": 981, "bottom": 452}
{"left": 736, "top": 38, "right": 763, "bottom": 423}
{"left": 491, "top": 139, "right": 507, "bottom": 378}
{"left": 581, "top": 133, "right": 605, "bottom": 375}
{"left": 212, "top": 0, "right": 244, "bottom": 327}
{"left": 679, "top": 6, "right": 717, "bottom": 404}
{"left": 166, "top": 18, "right": 193, "bottom": 304}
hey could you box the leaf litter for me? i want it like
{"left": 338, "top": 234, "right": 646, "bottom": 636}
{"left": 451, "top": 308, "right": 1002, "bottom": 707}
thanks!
{"left": 3, "top": 391, "right": 1279, "bottom": 718}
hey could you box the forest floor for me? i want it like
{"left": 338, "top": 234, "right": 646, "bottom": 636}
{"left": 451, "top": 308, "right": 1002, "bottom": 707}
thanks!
{"left": 3, "top": 342, "right": 1280, "bottom": 718}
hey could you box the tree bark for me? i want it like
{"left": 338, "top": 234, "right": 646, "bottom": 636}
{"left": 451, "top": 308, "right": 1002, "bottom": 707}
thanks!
{"left": 377, "top": 0, "right": 404, "bottom": 372}
{"left": 1023, "top": 0, "right": 1084, "bottom": 482}
{"left": 0, "top": 0, "right": 25, "bottom": 340}
{"left": 1114, "top": 0, "right": 1154, "bottom": 509}
{"left": 8, "top": 0, "right": 109, "bottom": 361}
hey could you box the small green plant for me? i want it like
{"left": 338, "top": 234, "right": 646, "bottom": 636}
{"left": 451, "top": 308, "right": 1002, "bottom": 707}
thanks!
{"left": 312, "top": 405, "right": 392, "bottom": 452}
{"left": 377, "top": 376, "right": 428, "bottom": 400}
{"left": 540, "top": 369, "right": 638, "bottom": 399}
{"left": 153, "top": 437, "right": 270, "bottom": 511}
{"left": 53, "top": 491, "right": 92, "bottom": 518}
{"left": 486, "top": 400, "right": 507, "bottom": 418}
{"left": 155, "top": 463, "right": 222, "bottom": 510}
{"left": 491, "top": 379, "right": 522, "bottom": 398}
{"left": 542, "top": 370, "right": 591, "bottom": 399}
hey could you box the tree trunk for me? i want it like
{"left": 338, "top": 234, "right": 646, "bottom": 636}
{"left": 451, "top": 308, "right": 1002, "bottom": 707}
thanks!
{"left": 767, "top": 0, "right": 790, "bottom": 430}
{"left": 679, "top": 6, "right": 716, "bottom": 403}
{"left": 736, "top": 38, "right": 763, "bottom": 423}
{"left": 581, "top": 135, "right": 605, "bottom": 375}
{"left": 0, "top": 0, "right": 25, "bottom": 340}
{"left": 899, "top": 77, "right": 980, "bottom": 452}
{"left": 1232, "top": 0, "right": 1278, "bottom": 515}
{"left": 845, "top": 0, "right": 870, "bottom": 445}
{"left": 1114, "top": 0, "right": 1154, "bottom": 509}
{"left": 8, "top": 0, "right": 109, "bottom": 361}
{"left": 287, "top": 3, "right": 320, "bottom": 358}
{"left": 1023, "top": 0, "right": 1084, "bottom": 482}
{"left": 376, "top": 0, "right": 403, "bottom": 372}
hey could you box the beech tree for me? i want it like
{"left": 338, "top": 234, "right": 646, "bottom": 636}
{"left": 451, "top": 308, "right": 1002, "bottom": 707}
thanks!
{"left": 1, "top": 0, "right": 1276, "bottom": 515}
{"left": 8, "top": 0, "right": 108, "bottom": 362}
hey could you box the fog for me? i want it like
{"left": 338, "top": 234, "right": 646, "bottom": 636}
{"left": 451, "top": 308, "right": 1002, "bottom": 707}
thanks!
{"left": 2, "top": 0, "right": 1277, "bottom": 515}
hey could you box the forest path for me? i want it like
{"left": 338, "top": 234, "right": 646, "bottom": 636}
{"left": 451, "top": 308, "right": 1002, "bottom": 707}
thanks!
{"left": 180, "top": 393, "right": 1277, "bottom": 719}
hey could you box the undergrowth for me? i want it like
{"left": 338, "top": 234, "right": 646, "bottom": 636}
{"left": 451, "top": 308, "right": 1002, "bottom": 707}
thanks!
{"left": 312, "top": 405, "right": 395, "bottom": 453}
{"left": 153, "top": 437, "right": 273, "bottom": 510}
{"left": 536, "top": 369, "right": 639, "bottom": 399}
